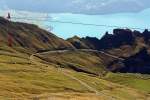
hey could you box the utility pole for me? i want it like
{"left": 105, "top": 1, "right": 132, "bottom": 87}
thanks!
{"left": 6, "top": 12, "right": 14, "bottom": 64}
{"left": 6, "top": 12, "right": 11, "bottom": 20}
{"left": 6, "top": 12, "right": 13, "bottom": 47}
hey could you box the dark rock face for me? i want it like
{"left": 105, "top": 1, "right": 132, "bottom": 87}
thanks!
{"left": 82, "top": 37, "right": 100, "bottom": 50}
{"left": 117, "top": 48, "right": 150, "bottom": 74}
{"left": 142, "top": 29, "right": 150, "bottom": 44}
{"left": 68, "top": 28, "right": 150, "bottom": 52}
{"left": 99, "top": 29, "right": 135, "bottom": 49}
{"left": 68, "top": 28, "right": 139, "bottom": 50}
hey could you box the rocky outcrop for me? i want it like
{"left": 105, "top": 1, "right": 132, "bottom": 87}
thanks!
{"left": 68, "top": 29, "right": 138, "bottom": 50}
{"left": 68, "top": 29, "right": 150, "bottom": 74}
{"left": 117, "top": 48, "right": 150, "bottom": 74}
{"left": 99, "top": 29, "right": 136, "bottom": 49}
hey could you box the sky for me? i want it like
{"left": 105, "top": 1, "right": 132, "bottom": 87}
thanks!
{"left": 44, "top": 8, "right": 150, "bottom": 38}
{"left": 0, "top": 0, "right": 150, "bottom": 14}
{"left": 0, "top": 0, "right": 150, "bottom": 39}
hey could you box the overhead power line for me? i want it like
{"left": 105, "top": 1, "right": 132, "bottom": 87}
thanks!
{"left": 11, "top": 17, "right": 149, "bottom": 31}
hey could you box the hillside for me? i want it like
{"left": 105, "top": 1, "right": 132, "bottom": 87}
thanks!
{"left": 0, "top": 46, "right": 149, "bottom": 99}
{"left": 33, "top": 50, "right": 107, "bottom": 75}
{"left": 0, "top": 17, "right": 74, "bottom": 52}
{"left": 0, "top": 17, "right": 150, "bottom": 99}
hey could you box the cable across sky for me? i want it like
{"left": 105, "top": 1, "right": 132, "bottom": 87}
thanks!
{"left": 11, "top": 17, "right": 149, "bottom": 31}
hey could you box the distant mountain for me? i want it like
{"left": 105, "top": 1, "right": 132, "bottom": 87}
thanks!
{"left": 68, "top": 28, "right": 150, "bottom": 53}
{"left": 68, "top": 28, "right": 150, "bottom": 74}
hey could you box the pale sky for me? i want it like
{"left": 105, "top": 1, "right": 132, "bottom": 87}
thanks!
{"left": 0, "top": 0, "right": 150, "bottom": 39}
{"left": 0, "top": 0, "right": 150, "bottom": 14}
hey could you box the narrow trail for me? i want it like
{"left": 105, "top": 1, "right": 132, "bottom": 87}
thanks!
{"left": 29, "top": 49, "right": 122, "bottom": 99}
{"left": 60, "top": 69, "right": 100, "bottom": 95}
{"left": 79, "top": 49, "right": 125, "bottom": 61}
{"left": 30, "top": 53, "right": 101, "bottom": 95}
{"left": 29, "top": 54, "right": 42, "bottom": 66}
{"left": 54, "top": 69, "right": 117, "bottom": 100}
{"left": 35, "top": 49, "right": 125, "bottom": 61}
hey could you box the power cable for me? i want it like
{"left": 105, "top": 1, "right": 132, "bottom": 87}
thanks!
{"left": 11, "top": 17, "right": 149, "bottom": 31}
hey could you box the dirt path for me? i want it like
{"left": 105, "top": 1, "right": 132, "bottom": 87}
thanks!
{"left": 30, "top": 54, "right": 101, "bottom": 95}
{"left": 34, "top": 49, "right": 125, "bottom": 61}
{"left": 60, "top": 69, "right": 100, "bottom": 95}
{"left": 79, "top": 49, "right": 124, "bottom": 61}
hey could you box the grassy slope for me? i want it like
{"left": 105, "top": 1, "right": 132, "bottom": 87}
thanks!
{"left": 38, "top": 51, "right": 106, "bottom": 75}
{"left": 0, "top": 46, "right": 149, "bottom": 99}
{"left": 104, "top": 73, "right": 150, "bottom": 94}
{"left": 0, "top": 63, "right": 148, "bottom": 100}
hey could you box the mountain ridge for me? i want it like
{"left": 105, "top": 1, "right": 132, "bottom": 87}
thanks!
{"left": 0, "top": 17, "right": 75, "bottom": 52}
{"left": 67, "top": 28, "right": 150, "bottom": 74}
